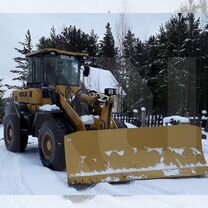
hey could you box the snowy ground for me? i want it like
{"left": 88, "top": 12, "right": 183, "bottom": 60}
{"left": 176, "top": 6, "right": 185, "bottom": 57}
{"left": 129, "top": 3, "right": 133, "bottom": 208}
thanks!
{"left": 1, "top": 195, "right": 208, "bottom": 208}
{"left": 0, "top": 125, "right": 208, "bottom": 195}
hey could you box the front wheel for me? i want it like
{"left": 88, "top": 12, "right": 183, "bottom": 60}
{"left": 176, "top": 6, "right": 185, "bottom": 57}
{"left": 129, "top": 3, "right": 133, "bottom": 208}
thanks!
{"left": 38, "top": 121, "right": 66, "bottom": 171}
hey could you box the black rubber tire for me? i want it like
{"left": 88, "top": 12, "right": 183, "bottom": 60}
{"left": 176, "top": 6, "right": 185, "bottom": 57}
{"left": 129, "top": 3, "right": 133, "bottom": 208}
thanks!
{"left": 114, "top": 118, "right": 127, "bottom": 128}
{"left": 38, "top": 120, "right": 66, "bottom": 171}
{"left": 4, "top": 114, "right": 28, "bottom": 152}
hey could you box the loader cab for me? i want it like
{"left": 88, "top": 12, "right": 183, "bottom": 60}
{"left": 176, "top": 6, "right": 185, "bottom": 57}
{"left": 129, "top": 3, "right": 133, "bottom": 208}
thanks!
{"left": 26, "top": 48, "right": 88, "bottom": 87}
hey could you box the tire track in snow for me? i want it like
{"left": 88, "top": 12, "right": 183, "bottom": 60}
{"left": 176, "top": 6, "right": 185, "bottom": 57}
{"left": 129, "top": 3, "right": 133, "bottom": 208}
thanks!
{"left": 0, "top": 145, "right": 32, "bottom": 194}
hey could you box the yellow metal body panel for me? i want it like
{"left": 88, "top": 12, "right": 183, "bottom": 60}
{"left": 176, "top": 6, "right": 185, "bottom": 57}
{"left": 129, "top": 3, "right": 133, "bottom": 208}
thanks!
{"left": 13, "top": 88, "right": 50, "bottom": 105}
{"left": 64, "top": 125, "right": 208, "bottom": 184}
{"left": 26, "top": 48, "right": 88, "bottom": 58}
{"left": 12, "top": 88, "right": 52, "bottom": 115}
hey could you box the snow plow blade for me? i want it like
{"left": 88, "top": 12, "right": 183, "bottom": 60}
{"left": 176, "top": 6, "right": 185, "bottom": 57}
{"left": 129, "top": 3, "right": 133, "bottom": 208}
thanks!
{"left": 64, "top": 125, "right": 208, "bottom": 185}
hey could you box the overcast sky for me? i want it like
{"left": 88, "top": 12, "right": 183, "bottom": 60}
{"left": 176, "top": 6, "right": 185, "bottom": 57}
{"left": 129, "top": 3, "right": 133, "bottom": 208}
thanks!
{"left": 0, "top": 0, "right": 184, "bottom": 97}
{"left": 1, "top": 0, "right": 183, "bottom": 13}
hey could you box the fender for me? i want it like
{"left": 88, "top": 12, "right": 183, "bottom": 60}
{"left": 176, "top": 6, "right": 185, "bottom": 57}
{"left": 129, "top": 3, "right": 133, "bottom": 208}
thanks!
{"left": 4, "top": 100, "right": 21, "bottom": 118}
{"left": 32, "top": 110, "right": 64, "bottom": 137}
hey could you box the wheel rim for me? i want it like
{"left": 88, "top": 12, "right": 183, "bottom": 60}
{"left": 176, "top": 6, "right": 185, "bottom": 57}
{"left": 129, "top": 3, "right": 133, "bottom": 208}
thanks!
{"left": 42, "top": 133, "right": 54, "bottom": 161}
{"left": 6, "top": 124, "right": 14, "bottom": 144}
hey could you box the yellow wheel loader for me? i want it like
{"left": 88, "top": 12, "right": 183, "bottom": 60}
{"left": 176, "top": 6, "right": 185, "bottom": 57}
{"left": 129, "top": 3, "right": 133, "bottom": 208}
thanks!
{"left": 4, "top": 48, "right": 208, "bottom": 185}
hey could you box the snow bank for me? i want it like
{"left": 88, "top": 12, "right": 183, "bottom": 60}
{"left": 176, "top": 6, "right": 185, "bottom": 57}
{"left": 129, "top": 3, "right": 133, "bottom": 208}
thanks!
{"left": 163, "top": 116, "right": 190, "bottom": 126}
{"left": 125, "top": 122, "right": 137, "bottom": 128}
{"left": 39, "top": 104, "right": 60, "bottom": 112}
{"left": 2, "top": 196, "right": 208, "bottom": 208}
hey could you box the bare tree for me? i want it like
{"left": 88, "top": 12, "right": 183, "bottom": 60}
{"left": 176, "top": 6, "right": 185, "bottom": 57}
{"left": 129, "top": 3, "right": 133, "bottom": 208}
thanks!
{"left": 115, "top": 12, "right": 130, "bottom": 57}
{"left": 178, "top": 0, "right": 208, "bottom": 18}
{"left": 199, "top": 0, "right": 208, "bottom": 13}
{"left": 115, "top": 11, "right": 130, "bottom": 112}
{"left": 178, "top": 0, "right": 199, "bottom": 13}
{"left": 199, "top": 0, "right": 208, "bottom": 27}
{"left": 115, "top": 0, "right": 131, "bottom": 56}
{"left": 178, "top": 0, "right": 208, "bottom": 29}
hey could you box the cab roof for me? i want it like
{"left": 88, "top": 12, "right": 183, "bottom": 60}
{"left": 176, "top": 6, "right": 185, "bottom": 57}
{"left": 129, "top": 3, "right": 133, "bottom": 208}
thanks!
{"left": 26, "top": 48, "right": 88, "bottom": 58}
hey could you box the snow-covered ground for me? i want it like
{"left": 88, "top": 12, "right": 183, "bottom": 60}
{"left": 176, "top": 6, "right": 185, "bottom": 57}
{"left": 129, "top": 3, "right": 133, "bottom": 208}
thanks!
{"left": 2, "top": 195, "right": 208, "bottom": 208}
{"left": 1, "top": 195, "right": 208, "bottom": 208}
{"left": 0, "top": 125, "right": 208, "bottom": 195}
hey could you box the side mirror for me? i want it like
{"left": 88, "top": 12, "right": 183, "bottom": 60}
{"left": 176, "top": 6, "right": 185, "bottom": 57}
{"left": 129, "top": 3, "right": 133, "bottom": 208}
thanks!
{"left": 104, "top": 88, "right": 117, "bottom": 96}
{"left": 83, "top": 66, "right": 90, "bottom": 77}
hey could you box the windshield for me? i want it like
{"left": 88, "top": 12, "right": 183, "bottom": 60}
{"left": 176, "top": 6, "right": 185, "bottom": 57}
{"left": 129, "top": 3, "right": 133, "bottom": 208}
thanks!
{"left": 44, "top": 54, "right": 80, "bottom": 86}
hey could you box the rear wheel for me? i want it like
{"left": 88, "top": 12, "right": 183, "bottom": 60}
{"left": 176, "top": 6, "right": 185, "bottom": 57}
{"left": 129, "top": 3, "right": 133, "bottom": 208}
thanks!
{"left": 4, "top": 114, "right": 28, "bottom": 152}
{"left": 38, "top": 120, "right": 67, "bottom": 171}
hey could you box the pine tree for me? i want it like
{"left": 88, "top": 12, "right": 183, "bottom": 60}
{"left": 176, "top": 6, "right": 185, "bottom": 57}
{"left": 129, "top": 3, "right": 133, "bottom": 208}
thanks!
{"left": 197, "top": 22, "right": 208, "bottom": 112}
{"left": 37, "top": 25, "right": 98, "bottom": 58}
{"left": 159, "top": 13, "right": 201, "bottom": 115}
{"left": 96, "top": 23, "right": 117, "bottom": 76}
{"left": 123, "top": 30, "right": 136, "bottom": 62}
{"left": 97, "top": 23, "right": 117, "bottom": 73}
{"left": 9, "top": 30, "right": 33, "bottom": 88}
{"left": 37, "top": 26, "right": 60, "bottom": 49}
{"left": 100, "top": 23, "right": 116, "bottom": 58}
{"left": 86, "top": 30, "right": 98, "bottom": 57}
{"left": 121, "top": 30, "right": 136, "bottom": 111}
{"left": 36, "top": 36, "right": 49, "bottom": 49}
{"left": 164, "top": 14, "right": 188, "bottom": 57}
{"left": 122, "top": 30, "right": 153, "bottom": 112}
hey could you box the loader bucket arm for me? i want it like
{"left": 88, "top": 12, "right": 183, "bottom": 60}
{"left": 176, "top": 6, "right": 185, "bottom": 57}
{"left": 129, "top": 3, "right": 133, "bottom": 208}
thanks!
{"left": 57, "top": 90, "right": 86, "bottom": 131}
{"left": 64, "top": 125, "right": 208, "bottom": 184}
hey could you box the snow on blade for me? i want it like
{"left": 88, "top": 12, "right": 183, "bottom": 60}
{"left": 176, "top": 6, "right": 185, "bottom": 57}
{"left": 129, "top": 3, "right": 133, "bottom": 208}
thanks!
{"left": 168, "top": 148, "right": 185, "bottom": 156}
{"left": 116, "top": 150, "right": 125, "bottom": 156}
{"left": 175, "top": 159, "right": 182, "bottom": 167}
{"left": 80, "top": 115, "right": 95, "bottom": 125}
{"left": 163, "top": 168, "right": 180, "bottom": 176}
{"left": 183, "top": 162, "right": 207, "bottom": 168}
{"left": 192, "top": 169, "right": 197, "bottom": 174}
{"left": 39, "top": 104, "right": 60, "bottom": 111}
{"left": 127, "top": 175, "right": 145, "bottom": 180}
{"left": 102, "top": 176, "right": 120, "bottom": 183}
{"left": 145, "top": 147, "right": 163, "bottom": 155}
{"left": 132, "top": 147, "right": 138, "bottom": 154}
{"left": 190, "top": 148, "right": 202, "bottom": 156}
{"left": 80, "top": 156, "right": 86, "bottom": 165}
{"left": 105, "top": 150, "right": 125, "bottom": 157}
{"left": 92, "top": 158, "right": 97, "bottom": 162}
{"left": 72, "top": 161, "right": 208, "bottom": 177}
{"left": 105, "top": 151, "right": 113, "bottom": 157}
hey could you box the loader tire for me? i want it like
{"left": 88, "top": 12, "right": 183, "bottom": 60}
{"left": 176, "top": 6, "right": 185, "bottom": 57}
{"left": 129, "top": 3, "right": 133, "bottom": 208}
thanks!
{"left": 4, "top": 115, "right": 28, "bottom": 152}
{"left": 38, "top": 120, "right": 66, "bottom": 171}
